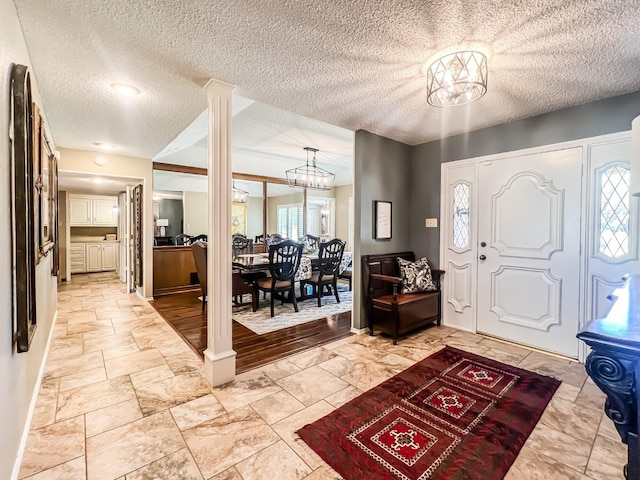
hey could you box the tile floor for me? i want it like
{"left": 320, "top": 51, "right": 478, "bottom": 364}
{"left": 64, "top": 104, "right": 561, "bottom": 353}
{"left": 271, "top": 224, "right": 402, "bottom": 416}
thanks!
{"left": 18, "top": 273, "right": 626, "bottom": 479}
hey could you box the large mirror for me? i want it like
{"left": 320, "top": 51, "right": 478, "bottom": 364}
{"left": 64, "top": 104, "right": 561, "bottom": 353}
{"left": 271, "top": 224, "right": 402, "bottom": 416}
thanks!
{"left": 152, "top": 167, "right": 350, "bottom": 249}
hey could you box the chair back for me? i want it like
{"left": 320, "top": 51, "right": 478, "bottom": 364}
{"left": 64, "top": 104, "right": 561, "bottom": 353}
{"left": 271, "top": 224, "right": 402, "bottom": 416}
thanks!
{"left": 317, "top": 238, "right": 345, "bottom": 278}
{"left": 232, "top": 236, "right": 254, "bottom": 257}
{"left": 175, "top": 233, "right": 192, "bottom": 246}
{"left": 266, "top": 233, "right": 284, "bottom": 247}
{"left": 192, "top": 234, "right": 207, "bottom": 243}
{"left": 268, "top": 240, "right": 303, "bottom": 282}
{"left": 191, "top": 241, "right": 207, "bottom": 297}
{"left": 300, "top": 234, "right": 320, "bottom": 250}
{"left": 254, "top": 234, "right": 264, "bottom": 243}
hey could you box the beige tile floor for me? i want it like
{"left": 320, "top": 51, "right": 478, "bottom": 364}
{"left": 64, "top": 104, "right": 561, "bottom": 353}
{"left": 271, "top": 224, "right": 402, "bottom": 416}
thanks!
{"left": 18, "top": 273, "right": 626, "bottom": 479}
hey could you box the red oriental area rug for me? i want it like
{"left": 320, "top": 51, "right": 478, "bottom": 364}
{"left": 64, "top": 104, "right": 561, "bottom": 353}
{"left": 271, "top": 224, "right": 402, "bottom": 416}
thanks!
{"left": 297, "top": 346, "right": 560, "bottom": 480}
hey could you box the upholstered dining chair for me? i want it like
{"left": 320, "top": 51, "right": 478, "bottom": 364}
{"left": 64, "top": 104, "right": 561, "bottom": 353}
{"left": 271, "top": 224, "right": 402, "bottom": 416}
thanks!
{"left": 300, "top": 238, "right": 345, "bottom": 307}
{"left": 253, "top": 240, "right": 303, "bottom": 317}
{"left": 338, "top": 258, "right": 353, "bottom": 291}
{"left": 191, "top": 240, "right": 208, "bottom": 312}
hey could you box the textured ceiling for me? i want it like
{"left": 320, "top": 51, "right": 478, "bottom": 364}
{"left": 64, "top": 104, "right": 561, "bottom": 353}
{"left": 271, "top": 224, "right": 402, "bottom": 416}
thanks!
{"left": 14, "top": 0, "right": 640, "bottom": 165}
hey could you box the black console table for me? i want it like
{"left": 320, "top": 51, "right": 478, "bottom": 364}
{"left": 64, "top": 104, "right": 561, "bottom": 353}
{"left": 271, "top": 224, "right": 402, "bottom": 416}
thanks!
{"left": 577, "top": 275, "right": 640, "bottom": 480}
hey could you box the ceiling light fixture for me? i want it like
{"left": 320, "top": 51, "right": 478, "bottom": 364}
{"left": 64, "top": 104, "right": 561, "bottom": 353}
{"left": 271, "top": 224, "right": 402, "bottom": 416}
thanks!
{"left": 94, "top": 155, "right": 108, "bottom": 166}
{"left": 426, "top": 51, "right": 488, "bottom": 107}
{"left": 93, "top": 142, "right": 116, "bottom": 151}
{"left": 111, "top": 83, "right": 141, "bottom": 97}
{"left": 232, "top": 180, "right": 248, "bottom": 203}
{"left": 286, "top": 147, "right": 335, "bottom": 191}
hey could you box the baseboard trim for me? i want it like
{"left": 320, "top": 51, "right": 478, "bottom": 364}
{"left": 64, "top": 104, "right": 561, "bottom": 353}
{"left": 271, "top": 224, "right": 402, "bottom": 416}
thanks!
{"left": 11, "top": 310, "right": 58, "bottom": 480}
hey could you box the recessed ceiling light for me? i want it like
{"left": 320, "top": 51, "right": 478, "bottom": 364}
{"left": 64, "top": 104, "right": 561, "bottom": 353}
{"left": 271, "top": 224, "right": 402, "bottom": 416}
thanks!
{"left": 94, "top": 155, "right": 108, "bottom": 166}
{"left": 93, "top": 142, "right": 116, "bottom": 151}
{"left": 111, "top": 83, "right": 141, "bottom": 97}
{"left": 90, "top": 177, "right": 105, "bottom": 184}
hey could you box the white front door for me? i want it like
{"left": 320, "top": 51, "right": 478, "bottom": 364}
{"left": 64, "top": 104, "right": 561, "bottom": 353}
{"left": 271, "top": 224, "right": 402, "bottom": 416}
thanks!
{"left": 476, "top": 147, "right": 583, "bottom": 357}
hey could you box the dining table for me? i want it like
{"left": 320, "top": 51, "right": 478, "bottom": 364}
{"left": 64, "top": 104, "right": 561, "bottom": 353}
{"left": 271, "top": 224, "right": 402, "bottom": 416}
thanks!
{"left": 234, "top": 251, "right": 353, "bottom": 280}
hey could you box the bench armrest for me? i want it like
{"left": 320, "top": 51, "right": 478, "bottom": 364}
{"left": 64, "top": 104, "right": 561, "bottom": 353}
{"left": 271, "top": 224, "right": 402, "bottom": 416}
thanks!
{"left": 370, "top": 273, "right": 402, "bottom": 285}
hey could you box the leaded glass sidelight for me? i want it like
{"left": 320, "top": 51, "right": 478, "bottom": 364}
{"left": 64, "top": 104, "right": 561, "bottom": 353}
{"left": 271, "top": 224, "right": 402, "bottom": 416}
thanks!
{"left": 599, "top": 165, "right": 630, "bottom": 258}
{"left": 452, "top": 183, "right": 470, "bottom": 249}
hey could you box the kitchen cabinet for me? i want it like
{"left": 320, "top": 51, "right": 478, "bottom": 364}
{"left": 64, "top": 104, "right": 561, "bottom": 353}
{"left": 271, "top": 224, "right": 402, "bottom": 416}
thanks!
{"left": 71, "top": 241, "right": 118, "bottom": 273}
{"left": 69, "top": 194, "right": 118, "bottom": 226}
{"left": 70, "top": 244, "right": 86, "bottom": 273}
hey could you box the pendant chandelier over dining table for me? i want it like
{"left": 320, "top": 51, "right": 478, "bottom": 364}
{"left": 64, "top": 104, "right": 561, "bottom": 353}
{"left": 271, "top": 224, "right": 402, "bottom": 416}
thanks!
{"left": 231, "top": 179, "right": 248, "bottom": 203}
{"left": 286, "top": 147, "right": 335, "bottom": 190}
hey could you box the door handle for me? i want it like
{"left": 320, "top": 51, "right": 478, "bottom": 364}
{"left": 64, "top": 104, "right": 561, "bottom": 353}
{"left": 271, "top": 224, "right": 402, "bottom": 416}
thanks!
{"left": 479, "top": 255, "right": 486, "bottom": 260}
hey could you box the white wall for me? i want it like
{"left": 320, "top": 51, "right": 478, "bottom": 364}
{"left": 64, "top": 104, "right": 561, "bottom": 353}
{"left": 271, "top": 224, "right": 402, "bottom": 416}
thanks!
{"left": 58, "top": 148, "right": 153, "bottom": 298}
{"left": 183, "top": 191, "right": 208, "bottom": 236}
{"left": 334, "top": 184, "right": 352, "bottom": 249}
{"left": 246, "top": 196, "right": 263, "bottom": 239}
{"left": 0, "top": 1, "right": 58, "bottom": 478}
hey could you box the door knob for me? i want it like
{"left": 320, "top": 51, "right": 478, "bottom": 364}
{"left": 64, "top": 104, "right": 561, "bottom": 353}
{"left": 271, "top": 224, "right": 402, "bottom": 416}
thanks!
{"left": 479, "top": 255, "right": 486, "bottom": 260}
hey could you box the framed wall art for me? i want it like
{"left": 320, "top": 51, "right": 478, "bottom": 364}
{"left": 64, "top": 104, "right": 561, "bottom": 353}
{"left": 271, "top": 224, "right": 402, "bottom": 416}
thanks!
{"left": 10, "top": 63, "right": 37, "bottom": 352}
{"left": 374, "top": 200, "right": 392, "bottom": 240}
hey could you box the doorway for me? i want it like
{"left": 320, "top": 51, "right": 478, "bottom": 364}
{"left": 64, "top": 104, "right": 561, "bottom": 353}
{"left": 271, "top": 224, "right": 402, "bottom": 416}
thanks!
{"left": 440, "top": 132, "right": 637, "bottom": 359}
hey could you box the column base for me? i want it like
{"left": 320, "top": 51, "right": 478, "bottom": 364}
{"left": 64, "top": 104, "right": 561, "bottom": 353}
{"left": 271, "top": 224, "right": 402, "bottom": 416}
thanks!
{"left": 203, "top": 348, "right": 237, "bottom": 387}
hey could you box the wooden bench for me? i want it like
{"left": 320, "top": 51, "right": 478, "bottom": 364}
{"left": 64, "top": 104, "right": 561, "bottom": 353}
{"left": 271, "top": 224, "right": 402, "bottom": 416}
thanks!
{"left": 362, "top": 251, "right": 444, "bottom": 344}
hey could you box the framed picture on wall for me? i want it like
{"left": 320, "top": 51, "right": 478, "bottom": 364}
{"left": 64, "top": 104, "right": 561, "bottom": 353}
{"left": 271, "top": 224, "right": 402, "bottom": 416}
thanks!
{"left": 232, "top": 203, "right": 247, "bottom": 235}
{"left": 374, "top": 200, "right": 392, "bottom": 240}
{"left": 10, "top": 63, "right": 37, "bottom": 353}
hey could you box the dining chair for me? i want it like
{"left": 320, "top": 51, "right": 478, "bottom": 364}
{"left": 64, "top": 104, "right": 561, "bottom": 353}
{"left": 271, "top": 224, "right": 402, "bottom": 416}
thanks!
{"left": 254, "top": 234, "right": 264, "bottom": 244}
{"left": 300, "top": 234, "right": 320, "bottom": 250}
{"left": 232, "top": 236, "right": 254, "bottom": 258}
{"left": 175, "top": 233, "right": 193, "bottom": 246}
{"left": 265, "top": 233, "right": 284, "bottom": 247}
{"left": 191, "top": 240, "right": 208, "bottom": 312}
{"left": 253, "top": 240, "right": 303, "bottom": 317}
{"left": 338, "top": 263, "right": 353, "bottom": 291}
{"left": 232, "top": 264, "right": 258, "bottom": 312}
{"left": 299, "top": 238, "right": 345, "bottom": 307}
{"left": 192, "top": 234, "right": 207, "bottom": 243}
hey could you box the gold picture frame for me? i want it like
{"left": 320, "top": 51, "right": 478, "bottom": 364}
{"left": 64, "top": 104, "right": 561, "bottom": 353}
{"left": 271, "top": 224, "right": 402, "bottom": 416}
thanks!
{"left": 232, "top": 203, "right": 247, "bottom": 235}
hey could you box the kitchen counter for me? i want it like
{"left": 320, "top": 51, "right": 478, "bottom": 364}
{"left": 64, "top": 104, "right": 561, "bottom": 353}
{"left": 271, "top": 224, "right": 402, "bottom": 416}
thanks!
{"left": 70, "top": 236, "right": 119, "bottom": 243}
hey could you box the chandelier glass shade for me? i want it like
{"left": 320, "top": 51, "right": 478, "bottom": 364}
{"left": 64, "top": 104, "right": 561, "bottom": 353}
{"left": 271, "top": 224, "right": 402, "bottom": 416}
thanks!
{"left": 231, "top": 180, "right": 248, "bottom": 203}
{"left": 286, "top": 147, "right": 335, "bottom": 190}
{"left": 426, "top": 51, "right": 488, "bottom": 107}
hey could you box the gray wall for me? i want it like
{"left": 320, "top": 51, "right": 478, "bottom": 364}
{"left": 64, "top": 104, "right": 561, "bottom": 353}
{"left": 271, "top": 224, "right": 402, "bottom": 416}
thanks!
{"left": 353, "top": 129, "right": 413, "bottom": 329}
{"left": 411, "top": 90, "right": 640, "bottom": 267}
{"left": 159, "top": 199, "right": 183, "bottom": 237}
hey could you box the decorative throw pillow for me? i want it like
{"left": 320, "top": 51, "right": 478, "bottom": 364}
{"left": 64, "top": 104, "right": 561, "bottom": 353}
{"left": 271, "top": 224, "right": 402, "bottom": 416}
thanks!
{"left": 397, "top": 257, "right": 436, "bottom": 293}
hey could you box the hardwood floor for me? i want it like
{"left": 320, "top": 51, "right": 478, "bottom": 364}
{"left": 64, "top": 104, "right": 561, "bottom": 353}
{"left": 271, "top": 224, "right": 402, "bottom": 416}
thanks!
{"left": 150, "top": 290, "right": 353, "bottom": 374}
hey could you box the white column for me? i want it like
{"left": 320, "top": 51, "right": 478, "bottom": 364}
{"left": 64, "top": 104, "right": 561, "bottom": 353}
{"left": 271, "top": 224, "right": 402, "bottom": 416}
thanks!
{"left": 203, "top": 78, "right": 236, "bottom": 386}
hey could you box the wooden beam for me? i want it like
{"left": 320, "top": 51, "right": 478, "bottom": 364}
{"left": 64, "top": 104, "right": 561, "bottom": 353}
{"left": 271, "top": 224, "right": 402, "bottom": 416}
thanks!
{"left": 233, "top": 172, "right": 289, "bottom": 185}
{"left": 153, "top": 162, "right": 207, "bottom": 176}
{"left": 152, "top": 163, "right": 290, "bottom": 186}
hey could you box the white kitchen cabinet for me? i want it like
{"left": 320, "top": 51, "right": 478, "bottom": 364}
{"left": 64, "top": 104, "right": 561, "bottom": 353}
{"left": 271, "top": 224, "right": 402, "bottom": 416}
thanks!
{"left": 86, "top": 243, "right": 102, "bottom": 271}
{"left": 72, "top": 241, "right": 119, "bottom": 273}
{"left": 69, "top": 195, "right": 92, "bottom": 225}
{"left": 70, "top": 244, "right": 86, "bottom": 273}
{"left": 101, "top": 243, "right": 117, "bottom": 270}
{"left": 69, "top": 194, "right": 118, "bottom": 226}
{"left": 93, "top": 197, "right": 119, "bottom": 226}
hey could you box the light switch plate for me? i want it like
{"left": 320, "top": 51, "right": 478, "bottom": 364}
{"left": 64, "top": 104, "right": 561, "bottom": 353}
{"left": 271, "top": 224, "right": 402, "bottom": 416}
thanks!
{"left": 425, "top": 218, "right": 438, "bottom": 228}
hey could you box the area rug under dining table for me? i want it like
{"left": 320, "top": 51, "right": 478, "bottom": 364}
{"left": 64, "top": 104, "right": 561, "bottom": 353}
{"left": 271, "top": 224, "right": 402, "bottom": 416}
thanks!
{"left": 232, "top": 285, "right": 352, "bottom": 335}
{"left": 297, "top": 346, "right": 560, "bottom": 480}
